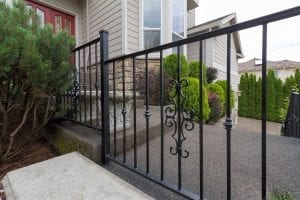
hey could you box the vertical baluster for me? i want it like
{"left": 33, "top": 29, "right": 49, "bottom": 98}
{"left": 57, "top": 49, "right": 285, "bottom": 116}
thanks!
{"left": 113, "top": 61, "right": 117, "bottom": 158}
{"left": 261, "top": 24, "right": 267, "bottom": 200}
{"left": 199, "top": 40, "right": 204, "bottom": 199}
{"left": 133, "top": 57, "right": 137, "bottom": 168}
{"left": 160, "top": 50, "right": 164, "bottom": 181}
{"left": 177, "top": 46, "right": 182, "bottom": 190}
{"left": 224, "top": 33, "right": 233, "bottom": 200}
{"left": 122, "top": 59, "right": 127, "bottom": 164}
{"left": 78, "top": 49, "right": 82, "bottom": 122}
{"left": 89, "top": 45, "right": 92, "bottom": 125}
{"left": 83, "top": 47, "right": 87, "bottom": 124}
{"left": 145, "top": 54, "right": 150, "bottom": 174}
{"left": 95, "top": 42, "right": 100, "bottom": 127}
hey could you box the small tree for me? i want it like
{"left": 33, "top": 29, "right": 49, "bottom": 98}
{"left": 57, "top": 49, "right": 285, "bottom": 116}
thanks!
{"left": 163, "top": 54, "right": 189, "bottom": 79}
{"left": 254, "top": 77, "right": 262, "bottom": 119}
{"left": 238, "top": 73, "right": 249, "bottom": 117}
{"left": 215, "top": 80, "right": 235, "bottom": 112}
{"left": 188, "top": 61, "right": 207, "bottom": 83}
{"left": 206, "top": 67, "right": 218, "bottom": 84}
{"left": 248, "top": 74, "right": 257, "bottom": 118}
{"left": 0, "top": 1, "right": 74, "bottom": 162}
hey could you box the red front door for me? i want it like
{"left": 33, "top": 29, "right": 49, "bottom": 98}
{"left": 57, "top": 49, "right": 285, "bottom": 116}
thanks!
{"left": 25, "top": 0, "right": 75, "bottom": 36}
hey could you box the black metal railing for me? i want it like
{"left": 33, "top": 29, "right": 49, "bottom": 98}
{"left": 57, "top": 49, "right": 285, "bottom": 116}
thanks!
{"left": 62, "top": 6, "right": 300, "bottom": 200}
{"left": 282, "top": 92, "right": 300, "bottom": 138}
{"left": 62, "top": 35, "right": 102, "bottom": 131}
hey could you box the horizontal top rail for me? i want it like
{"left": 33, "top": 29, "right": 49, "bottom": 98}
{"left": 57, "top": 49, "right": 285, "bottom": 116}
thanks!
{"left": 73, "top": 37, "right": 100, "bottom": 52}
{"left": 105, "top": 6, "right": 300, "bottom": 63}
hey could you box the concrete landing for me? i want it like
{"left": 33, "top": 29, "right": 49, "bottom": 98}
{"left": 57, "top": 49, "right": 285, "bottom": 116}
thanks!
{"left": 1, "top": 152, "right": 153, "bottom": 200}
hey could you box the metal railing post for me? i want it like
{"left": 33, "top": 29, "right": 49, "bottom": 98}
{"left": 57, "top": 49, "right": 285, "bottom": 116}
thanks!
{"left": 100, "top": 30, "right": 110, "bottom": 164}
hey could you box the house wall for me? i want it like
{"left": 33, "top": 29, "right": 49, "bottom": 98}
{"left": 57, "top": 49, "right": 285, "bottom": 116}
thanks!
{"left": 187, "top": 9, "right": 195, "bottom": 29}
{"left": 127, "top": 0, "right": 139, "bottom": 54}
{"left": 82, "top": 0, "right": 123, "bottom": 58}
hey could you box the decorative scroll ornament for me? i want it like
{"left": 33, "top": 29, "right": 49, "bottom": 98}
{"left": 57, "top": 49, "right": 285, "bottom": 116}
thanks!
{"left": 70, "top": 72, "right": 80, "bottom": 118}
{"left": 165, "top": 79, "right": 195, "bottom": 159}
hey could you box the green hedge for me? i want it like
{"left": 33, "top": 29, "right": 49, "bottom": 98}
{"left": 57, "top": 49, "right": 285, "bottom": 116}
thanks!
{"left": 215, "top": 80, "right": 236, "bottom": 111}
{"left": 163, "top": 54, "right": 189, "bottom": 79}
{"left": 206, "top": 83, "right": 225, "bottom": 105}
{"left": 188, "top": 61, "right": 207, "bottom": 83}
{"left": 179, "top": 77, "right": 210, "bottom": 121}
{"left": 238, "top": 69, "right": 300, "bottom": 122}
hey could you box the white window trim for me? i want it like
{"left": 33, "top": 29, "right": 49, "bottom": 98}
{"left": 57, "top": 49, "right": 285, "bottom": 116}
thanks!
{"left": 170, "top": 0, "right": 187, "bottom": 56}
{"left": 140, "top": 0, "right": 163, "bottom": 51}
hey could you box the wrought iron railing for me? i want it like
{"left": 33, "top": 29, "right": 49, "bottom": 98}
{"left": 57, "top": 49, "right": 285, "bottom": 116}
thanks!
{"left": 62, "top": 6, "right": 300, "bottom": 200}
{"left": 282, "top": 92, "right": 300, "bottom": 138}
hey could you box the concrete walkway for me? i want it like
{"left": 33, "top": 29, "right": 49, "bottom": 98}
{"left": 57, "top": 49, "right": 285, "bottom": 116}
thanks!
{"left": 106, "top": 118, "right": 300, "bottom": 200}
{"left": 2, "top": 152, "right": 153, "bottom": 200}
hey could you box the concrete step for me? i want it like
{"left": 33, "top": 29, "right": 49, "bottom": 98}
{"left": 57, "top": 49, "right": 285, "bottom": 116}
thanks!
{"left": 1, "top": 152, "right": 153, "bottom": 200}
{"left": 44, "top": 106, "right": 172, "bottom": 163}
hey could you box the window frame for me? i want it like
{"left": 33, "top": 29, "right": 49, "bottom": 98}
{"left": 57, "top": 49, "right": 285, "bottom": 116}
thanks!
{"left": 142, "top": 0, "right": 163, "bottom": 50}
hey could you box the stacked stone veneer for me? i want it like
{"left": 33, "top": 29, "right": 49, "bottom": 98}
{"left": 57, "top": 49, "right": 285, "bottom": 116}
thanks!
{"left": 78, "top": 58, "right": 161, "bottom": 92}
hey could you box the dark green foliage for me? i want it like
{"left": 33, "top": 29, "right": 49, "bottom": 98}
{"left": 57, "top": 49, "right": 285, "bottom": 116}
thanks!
{"left": 207, "top": 83, "right": 225, "bottom": 105}
{"left": 248, "top": 74, "right": 257, "bottom": 118}
{"left": 238, "top": 73, "right": 249, "bottom": 117}
{"left": 269, "top": 189, "right": 296, "bottom": 200}
{"left": 238, "top": 70, "right": 290, "bottom": 122}
{"left": 208, "top": 92, "right": 223, "bottom": 122}
{"left": 295, "top": 68, "right": 300, "bottom": 91}
{"left": 178, "top": 77, "right": 210, "bottom": 121}
{"left": 188, "top": 61, "right": 207, "bottom": 83}
{"left": 215, "top": 80, "right": 236, "bottom": 112}
{"left": 206, "top": 67, "right": 218, "bottom": 84}
{"left": 163, "top": 54, "right": 189, "bottom": 79}
{"left": 254, "top": 78, "right": 262, "bottom": 119}
{"left": 0, "top": 0, "right": 74, "bottom": 161}
{"left": 267, "top": 70, "right": 278, "bottom": 121}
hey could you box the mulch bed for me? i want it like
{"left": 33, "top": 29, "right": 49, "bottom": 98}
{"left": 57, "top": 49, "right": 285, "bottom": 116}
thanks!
{"left": 0, "top": 137, "right": 59, "bottom": 200}
{"left": 0, "top": 138, "right": 59, "bottom": 179}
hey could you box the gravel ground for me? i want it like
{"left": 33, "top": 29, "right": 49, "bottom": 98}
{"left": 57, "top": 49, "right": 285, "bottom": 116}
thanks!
{"left": 105, "top": 118, "right": 300, "bottom": 200}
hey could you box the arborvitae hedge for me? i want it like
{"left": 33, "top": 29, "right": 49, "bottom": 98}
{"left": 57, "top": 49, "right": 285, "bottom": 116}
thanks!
{"left": 254, "top": 78, "right": 262, "bottom": 119}
{"left": 215, "top": 80, "right": 236, "bottom": 111}
{"left": 267, "top": 70, "right": 277, "bottom": 121}
{"left": 238, "top": 69, "right": 300, "bottom": 122}
{"left": 238, "top": 73, "right": 249, "bottom": 117}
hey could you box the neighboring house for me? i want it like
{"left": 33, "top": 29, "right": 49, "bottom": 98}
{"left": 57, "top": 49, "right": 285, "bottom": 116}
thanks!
{"left": 187, "top": 13, "right": 244, "bottom": 92}
{"left": 238, "top": 58, "right": 300, "bottom": 81}
{"left": 7, "top": 0, "right": 199, "bottom": 58}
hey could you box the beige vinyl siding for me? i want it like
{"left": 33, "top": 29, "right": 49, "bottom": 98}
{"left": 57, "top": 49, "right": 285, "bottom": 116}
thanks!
{"left": 213, "top": 35, "right": 227, "bottom": 71}
{"left": 81, "top": 0, "right": 123, "bottom": 58}
{"left": 187, "top": 9, "right": 195, "bottom": 29}
{"left": 187, "top": 41, "right": 206, "bottom": 64}
{"left": 127, "top": 0, "right": 139, "bottom": 53}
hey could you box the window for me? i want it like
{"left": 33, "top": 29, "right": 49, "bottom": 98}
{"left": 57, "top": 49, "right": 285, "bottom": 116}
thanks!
{"left": 55, "top": 16, "right": 62, "bottom": 32}
{"left": 172, "top": 0, "right": 184, "bottom": 38}
{"left": 143, "top": 0, "right": 161, "bottom": 49}
{"left": 36, "top": 8, "right": 45, "bottom": 27}
{"left": 172, "top": 0, "right": 185, "bottom": 52}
